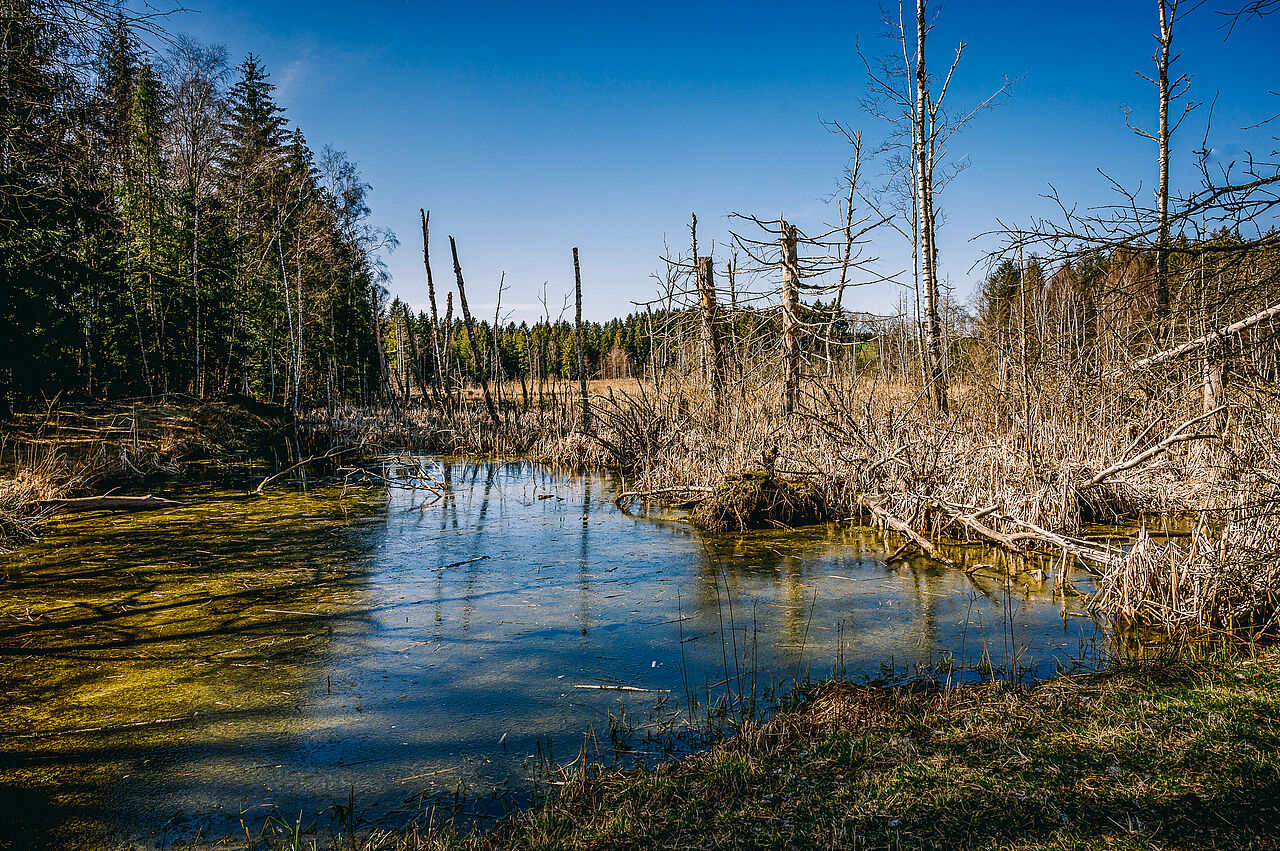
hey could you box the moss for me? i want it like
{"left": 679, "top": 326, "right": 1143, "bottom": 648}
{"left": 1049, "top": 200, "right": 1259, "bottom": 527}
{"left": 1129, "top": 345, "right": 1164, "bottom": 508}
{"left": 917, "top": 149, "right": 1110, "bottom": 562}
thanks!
{"left": 691, "top": 471, "right": 828, "bottom": 533}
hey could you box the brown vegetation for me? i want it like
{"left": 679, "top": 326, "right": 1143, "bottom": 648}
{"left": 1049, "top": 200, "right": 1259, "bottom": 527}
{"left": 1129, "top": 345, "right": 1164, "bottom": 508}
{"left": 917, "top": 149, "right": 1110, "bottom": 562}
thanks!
{"left": 0, "top": 398, "right": 294, "bottom": 548}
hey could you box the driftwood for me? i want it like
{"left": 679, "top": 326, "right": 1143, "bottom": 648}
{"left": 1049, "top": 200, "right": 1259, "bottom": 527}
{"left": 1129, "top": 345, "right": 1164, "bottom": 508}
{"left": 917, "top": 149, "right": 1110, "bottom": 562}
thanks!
{"left": 39, "top": 494, "right": 186, "bottom": 515}
{"left": 854, "top": 495, "right": 956, "bottom": 567}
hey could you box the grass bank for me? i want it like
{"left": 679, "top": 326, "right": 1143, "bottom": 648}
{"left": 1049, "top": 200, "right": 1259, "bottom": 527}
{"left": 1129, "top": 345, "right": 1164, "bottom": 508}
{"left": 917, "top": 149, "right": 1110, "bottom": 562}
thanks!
{"left": 375, "top": 649, "right": 1280, "bottom": 850}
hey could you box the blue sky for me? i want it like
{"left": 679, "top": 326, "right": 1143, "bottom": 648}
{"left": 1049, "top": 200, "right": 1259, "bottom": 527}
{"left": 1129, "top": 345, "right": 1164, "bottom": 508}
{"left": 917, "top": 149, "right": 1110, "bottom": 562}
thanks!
{"left": 160, "top": 1, "right": 1280, "bottom": 321}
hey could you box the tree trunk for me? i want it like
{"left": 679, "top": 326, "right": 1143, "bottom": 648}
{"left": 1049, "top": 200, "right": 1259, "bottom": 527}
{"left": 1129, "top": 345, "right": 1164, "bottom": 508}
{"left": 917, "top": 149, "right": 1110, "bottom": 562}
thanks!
{"left": 1155, "top": 0, "right": 1173, "bottom": 334}
{"left": 449, "top": 237, "right": 500, "bottom": 427}
{"left": 573, "top": 247, "right": 592, "bottom": 434}
{"left": 697, "top": 255, "right": 725, "bottom": 405}
{"left": 420, "top": 210, "right": 446, "bottom": 409}
{"left": 781, "top": 222, "right": 802, "bottom": 417}
{"left": 916, "top": 0, "right": 948, "bottom": 414}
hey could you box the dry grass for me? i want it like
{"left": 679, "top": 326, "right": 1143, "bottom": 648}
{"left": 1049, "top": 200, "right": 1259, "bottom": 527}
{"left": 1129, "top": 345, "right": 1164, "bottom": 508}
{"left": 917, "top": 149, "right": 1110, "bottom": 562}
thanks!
{"left": 0, "top": 399, "right": 294, "bottom": 549}
{"left": 0, "top": 443, "right": 80, "bottom": 547}
{"left": 1095, "top": 516, "right": 1280, "bottom": 636}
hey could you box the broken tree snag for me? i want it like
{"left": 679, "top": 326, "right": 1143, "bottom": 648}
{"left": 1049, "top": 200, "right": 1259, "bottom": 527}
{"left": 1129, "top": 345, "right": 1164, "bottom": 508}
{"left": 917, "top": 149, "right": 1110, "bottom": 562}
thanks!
{"left": 448, "top": 236, "right": 501, "bottom": 428}
{"left": 443, "top": 292, "right": 459, "bottom": 409}
{"left": 41, "top": 494, "right": 186, "bottom": 515}
{"left": 697, "top": 255, "right": 725, "bottom": 405}
{"left": 573, "top": 247, "right": 592, "bottom": 434}
{"left": 420, "top": 210, "right": 447, "bottom": 410}
{"left": 1204, "top": 357, "right": 1226, "bottom": 429}
{"left": 780, "top": 221, "right": 802, "bottom": 417}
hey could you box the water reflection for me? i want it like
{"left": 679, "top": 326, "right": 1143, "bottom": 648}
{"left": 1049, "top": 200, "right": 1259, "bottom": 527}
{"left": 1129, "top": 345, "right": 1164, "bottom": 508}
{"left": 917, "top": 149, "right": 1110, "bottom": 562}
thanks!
{"left": 0, "top": 459, "right": 1100, "bottom": 849}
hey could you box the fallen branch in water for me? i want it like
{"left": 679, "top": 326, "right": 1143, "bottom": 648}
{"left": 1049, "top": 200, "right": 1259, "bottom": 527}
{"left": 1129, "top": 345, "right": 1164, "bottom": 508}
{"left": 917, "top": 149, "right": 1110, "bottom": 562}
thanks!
{"left": 615, "top": 485, "right": 715, "bottom": 508}
{"left": 431, "top": 555, "right": 490, "bottom": 571}
{"left": 39, "top": 493, "right": 186, "bottom": 515}
{"left": 252, "top": 445, "right": 361, "bottom": 495}
{"left": 11, "top": 711, "right": 202, "bottom": 739}
{"left": 852, "top": 495, "right": 956, "bottom": 568}
{"left": 573, "top": 684, "right": 671, "bottom": 693}
{"left": 931, "top": 499, "right": 1114, "bottom": 574}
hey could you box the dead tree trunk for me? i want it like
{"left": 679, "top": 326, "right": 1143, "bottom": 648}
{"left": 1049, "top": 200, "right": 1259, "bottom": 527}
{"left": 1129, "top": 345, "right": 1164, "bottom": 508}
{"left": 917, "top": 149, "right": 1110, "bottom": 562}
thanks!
{"left": 1155, "top": 0, "right": 1174, "bottom": 334}
{"left": 781, "top": 221, "right": 802, "bottom": 417}
{"left": 520, "top": 325, "right": 532, "bottom": 411}
{"left": 443, "top": 292, "right": 458, "bottom": 409}
{"left": 697, "top": 255, "right": 725, "bottom": 405}
{"left": 420, "top": 210, "right": 447, "bottom": 410}
{"left": 398, "top": 303, "right": 425, "bottom": 403}
{"left": 573, "top": 247, "right": 592, "bottom": 434}
{"left": 448, "top": 237, "right": 500, "bottom": 427}
{"left": 915, "top": 0, "right": 948, "bottom": 414}
{"left": 1118, "top": 301, "right": 1280, "bottom": 373}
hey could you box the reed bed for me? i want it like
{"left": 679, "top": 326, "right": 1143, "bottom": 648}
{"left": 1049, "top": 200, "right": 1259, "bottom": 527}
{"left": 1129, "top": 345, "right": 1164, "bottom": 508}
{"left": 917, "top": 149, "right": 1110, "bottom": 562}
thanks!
{"left": 306, "top": 341, "right": 1280, "bottom": 644}
{"left": 413, "top": 340, "right": 1280, "bottom": 640}
{"left": 1095, "top": 516, "right": 1280, "bottom": 636}
{"left": 0, "top": 398, "right": 293, "bottom": 549}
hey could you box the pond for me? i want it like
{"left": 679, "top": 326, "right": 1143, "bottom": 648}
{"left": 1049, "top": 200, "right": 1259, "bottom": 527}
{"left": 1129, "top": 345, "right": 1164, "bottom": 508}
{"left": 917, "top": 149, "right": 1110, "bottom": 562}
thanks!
{"left": 0, "top": 459, "right": 1102, "bottom": 850}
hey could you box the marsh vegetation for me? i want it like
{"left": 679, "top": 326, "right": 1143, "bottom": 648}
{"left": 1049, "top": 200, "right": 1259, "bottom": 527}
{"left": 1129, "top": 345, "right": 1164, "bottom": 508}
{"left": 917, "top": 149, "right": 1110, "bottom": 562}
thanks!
{"left": 3, "top": 0, "right": 1280, "bottom": 848}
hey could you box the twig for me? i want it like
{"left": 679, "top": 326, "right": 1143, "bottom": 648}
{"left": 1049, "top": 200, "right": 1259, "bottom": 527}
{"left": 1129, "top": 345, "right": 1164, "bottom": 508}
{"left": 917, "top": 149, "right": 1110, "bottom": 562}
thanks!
{"left": 252, "top": 445, "right": 361, "bottom": 495}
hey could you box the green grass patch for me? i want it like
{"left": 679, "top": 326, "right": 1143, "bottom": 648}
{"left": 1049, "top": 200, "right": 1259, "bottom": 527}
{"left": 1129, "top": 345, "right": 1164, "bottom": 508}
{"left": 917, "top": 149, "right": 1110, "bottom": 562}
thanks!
{"left": 422, "top": 650, "right": 1280, "bottom": 850}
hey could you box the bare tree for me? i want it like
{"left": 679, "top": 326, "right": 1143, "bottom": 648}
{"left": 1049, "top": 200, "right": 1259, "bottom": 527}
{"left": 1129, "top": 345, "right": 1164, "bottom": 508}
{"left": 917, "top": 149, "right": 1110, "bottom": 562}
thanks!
{"left": 862, "top": 0, "right": 1011, "bottom": 412}
{"left": 1124, "top": 0, "right": 1203, "bottom": 335}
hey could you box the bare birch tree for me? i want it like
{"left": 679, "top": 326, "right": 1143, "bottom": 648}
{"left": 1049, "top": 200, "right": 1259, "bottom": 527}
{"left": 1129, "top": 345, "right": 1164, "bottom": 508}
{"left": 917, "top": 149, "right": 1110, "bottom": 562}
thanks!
{"left": 862, "top": 0, "right": 1010, "bottom": 413}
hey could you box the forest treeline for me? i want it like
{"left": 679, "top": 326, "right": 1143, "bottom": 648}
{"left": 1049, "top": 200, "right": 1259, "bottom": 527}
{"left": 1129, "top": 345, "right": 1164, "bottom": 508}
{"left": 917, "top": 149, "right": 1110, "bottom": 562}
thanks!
{"left": 0, "top": 1, "right": 850, "bottom": 413}
{"left": 1, "top": 2, "right": 393, "bottom": 413}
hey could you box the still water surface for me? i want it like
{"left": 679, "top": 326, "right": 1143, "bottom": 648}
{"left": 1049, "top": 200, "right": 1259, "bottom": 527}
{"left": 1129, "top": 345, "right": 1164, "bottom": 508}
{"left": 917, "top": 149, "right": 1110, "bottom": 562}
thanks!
{"left": 0, "top": 459, "right": 1100, "bottom": 849}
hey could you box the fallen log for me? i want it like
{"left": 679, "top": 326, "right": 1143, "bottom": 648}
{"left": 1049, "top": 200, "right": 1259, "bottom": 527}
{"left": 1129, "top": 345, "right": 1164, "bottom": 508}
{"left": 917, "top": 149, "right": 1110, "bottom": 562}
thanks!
{"left": 933, "top": 501, "right": 1041, "bottom": 552}
{"left": 39, "top": 494, "right": 186, "bottom": 515}
{"left": 931, "top": 499, "right": 1113, "bottom": 575}
{"left": 1116, "top": 303, "right": 1280, "bottom": 375}
{"left": 852, "top": 495, "right": 956, "bottom": 568}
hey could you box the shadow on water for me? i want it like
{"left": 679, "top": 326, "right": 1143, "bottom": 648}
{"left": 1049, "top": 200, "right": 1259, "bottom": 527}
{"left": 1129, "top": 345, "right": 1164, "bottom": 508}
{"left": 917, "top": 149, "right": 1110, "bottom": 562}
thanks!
{"left": 0, "top": 459, "right": 1103, "bottom": 850}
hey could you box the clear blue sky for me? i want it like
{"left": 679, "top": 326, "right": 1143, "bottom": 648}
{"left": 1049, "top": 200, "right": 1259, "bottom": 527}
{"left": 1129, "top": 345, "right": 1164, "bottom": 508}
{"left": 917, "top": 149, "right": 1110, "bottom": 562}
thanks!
{"left": 161, "top": 1, "right": 1280, "bottom": 321}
